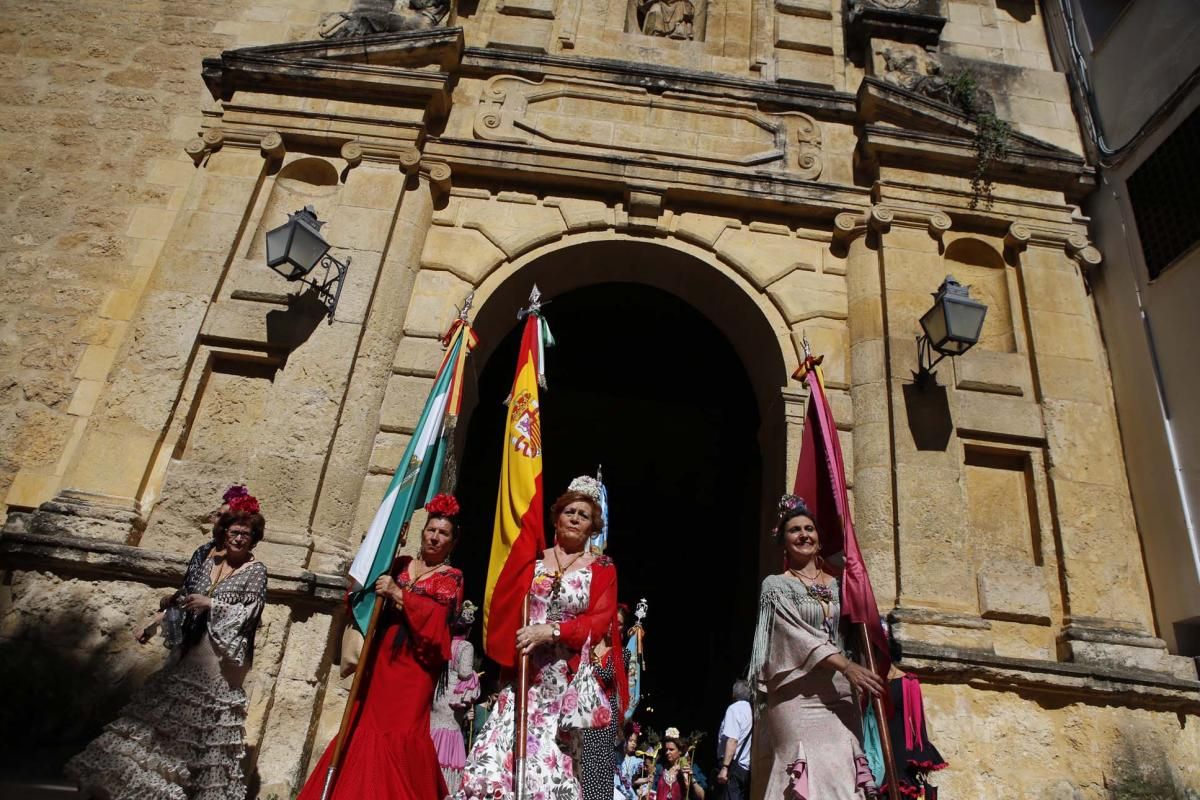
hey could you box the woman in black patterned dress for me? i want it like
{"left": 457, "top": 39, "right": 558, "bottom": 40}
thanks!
{"left": 580, "top": 604, "right": 627, "bottom": 800}
{"left": 66, "top": 496, "right": 269, "bottom": 800}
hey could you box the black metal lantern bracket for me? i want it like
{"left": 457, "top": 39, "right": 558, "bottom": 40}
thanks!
{"left": 264, "top": 206, "right": 351, "bottom": 324}
{"left": 303, "top": 251, "right": 351, "bottom": 324}
{"left": 914, "top": 275, "right": 989, "bottom": 387}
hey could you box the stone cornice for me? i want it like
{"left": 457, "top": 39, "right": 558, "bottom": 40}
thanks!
{"left": 856, "top": 78, "right": 1096, "bottom": 196}
{"left": 0, "top": 529, "right": 345, "bottom": 608}
{"left": 422, "top": 137, "right": 872, "bottom": 220}
{"left": 201, "top": 31, "right": 462, "bottom": 114}
{"left": 903, "top": 641, "right": 1200, "bottom": 713}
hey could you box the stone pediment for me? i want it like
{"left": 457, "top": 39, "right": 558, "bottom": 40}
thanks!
{"left": 856, "top": 76, "right": 1095, "bottom": 194}
{"left": 201, "top": 27, "right": 464, "bottom": 112}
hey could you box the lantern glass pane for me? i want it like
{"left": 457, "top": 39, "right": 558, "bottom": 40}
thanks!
{"left": 288, "top": 223, "right": 330, "bottom": 275}
{"left": 944, "top": 297, "right": 987, "bottom": 344}
{"left": 265, "top": 222, "right": 292, "bottom": 268}
{"left": 920, "top": 303, "right": 949, "bottom": 349}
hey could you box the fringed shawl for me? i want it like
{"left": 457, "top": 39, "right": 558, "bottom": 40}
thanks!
{"left": 748, "top": 574, "right": 844, "bottom": 702}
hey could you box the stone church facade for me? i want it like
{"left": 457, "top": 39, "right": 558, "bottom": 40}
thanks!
{"left": 1, "top": 0, "right": 1198, "bottom": 797}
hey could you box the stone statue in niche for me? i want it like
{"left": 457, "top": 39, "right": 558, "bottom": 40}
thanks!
{"left": 636, "top": 0, "right": 696, "bottom": 39}
{"left": 319, "top": 0, "right": 449, "bottom": 37}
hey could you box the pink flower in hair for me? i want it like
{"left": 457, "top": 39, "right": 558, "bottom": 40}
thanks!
{"left": 222, "top": 484, "right": 249, "bottom": 504}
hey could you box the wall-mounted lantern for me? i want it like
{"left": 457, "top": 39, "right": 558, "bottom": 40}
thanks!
{"left": 264, "top": 205, "right": 350, "bottom": 323}
{"left": 916, "top": 275, "right": 988, "bottom": 385}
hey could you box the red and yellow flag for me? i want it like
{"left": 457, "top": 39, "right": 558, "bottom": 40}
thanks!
{"left": 482, "top": 313, "right": 547, "bottom": 667}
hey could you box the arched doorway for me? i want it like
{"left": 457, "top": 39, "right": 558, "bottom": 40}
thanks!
{"left": 453, "top": 239, "right": 789, "bottom": 762}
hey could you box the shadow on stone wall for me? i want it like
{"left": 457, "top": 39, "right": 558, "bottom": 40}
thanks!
{"left": 1104, "top": 725, "right": 1198, "bottom": 800}
{"left": 0, "top": 608, "right": 138, "bottom": 780}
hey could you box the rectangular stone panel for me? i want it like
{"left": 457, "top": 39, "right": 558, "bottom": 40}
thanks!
{"left": 964, "top": 446, "right": 1040, "bottom": 564}
{"left": 774, "top": 13, "right": 833, "bottom": 54}
{"left": 487, "top": 16, "right": 552, "bottom": 52}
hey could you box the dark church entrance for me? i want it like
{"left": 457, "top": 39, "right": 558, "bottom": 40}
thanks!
{"left": 455, "top": 280, "right": 766, "bottom": 770}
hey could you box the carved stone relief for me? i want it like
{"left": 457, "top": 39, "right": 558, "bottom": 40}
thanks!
{"left": 473, "top": 75, "right": 822, "bottom": 178}
{"left": 319, "top": 0, "right": 449, "bottom": 38}
{"left": 877, "top": 43, "right": 996, "bottom": 116}
{"left": 626, "top": 0, "right": 707, "bottom": 41}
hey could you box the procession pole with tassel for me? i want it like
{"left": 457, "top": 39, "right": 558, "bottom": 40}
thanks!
{"left": 512, "top": 594, "right": 532, "bottom": 800}
{"left": 319, "top": 299, "right": 477, "bottom": 800}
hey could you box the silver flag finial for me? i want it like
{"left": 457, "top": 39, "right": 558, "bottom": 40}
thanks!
{"left": 517, "top": 284, "right": 545, "bottom": 320}
{"left": 457, "top": 290, "right": 475, "bottom": 322}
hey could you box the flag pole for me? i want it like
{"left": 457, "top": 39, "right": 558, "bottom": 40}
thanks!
{"left": 512, "top": 593, "right": 532, "bottom": 800}
{"left": 318, "top": 511, "right": 414, "bottom": 799}
{"left": 320, "top": 593, "right": 385, "bottom": 800}
{"left": 320, "top": 306, "right": 475, "bottom": 800}
{"left": 796, "top": 333, "right": 899, "bottom": 800}
{"left": 858, "top": 623, "right": 900, "bottom": 800}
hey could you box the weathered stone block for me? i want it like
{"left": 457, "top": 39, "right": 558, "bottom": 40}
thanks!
{"left": 547, "top": 197, "right": 611, "bottom": 232}
{"left": 978, "top": 563, "right": 1051, "bottom": 624}
{"left": 463, "top": 199, "right": 565, "bottom": 258}
{"left": 775, "top": 13, "right": 833, "bottom": 53}
{"left": 954, "top": 349, "right": 1029, "bottom": 396}
{"left": 1043, "top": 399, "right": 1126, "bottom": 487}
{"left": 380, "top": 374, "right": 434, "bottom": 433}
{"left": 420, "top": 225, "right": 505, "bottom": 283}
{"left": 340, "top": 168, "right": 406, "bottom": 211}
{"left": 767, "top": 268, "right": 844, "bottom": 324}
{"left": 673, "top": 213, "right": 737, "bottom": 249}
{"left": 953, "top": 391, "right": 1044, "bottom": 441}
{"left": 402, "top": 270, "right": 473, "bottom": 338}
{"left": 1028, "top": 309, "right": 1100, "bottom": 362}
{"left": 487, "top": 15, "right": 552, "bottom": 52}
{"left": 392, "top": 335, "right": 446, "bottom": 377}
{"left": 715, "top": 228, "right": 818, "bottom": 288}
{"left": 369, "top": 431, "right": 413, "bottom": 474}
{"left": 498, "top": 0, "right": 556, "bottom": 17}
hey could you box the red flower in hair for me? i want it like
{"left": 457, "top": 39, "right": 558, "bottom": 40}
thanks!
{"left": 425, "top": 493, "right": 460, "bottom": 518}
{"left": 227, "top": 494, "right": 261, "bottom": 515}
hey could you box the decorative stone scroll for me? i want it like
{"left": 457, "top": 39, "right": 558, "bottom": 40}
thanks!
{"left": 474, "top": 75, "right": 820, "bottom": 173}
{"left": 1004, "top": 221, "right": 1103, "bottom": 270}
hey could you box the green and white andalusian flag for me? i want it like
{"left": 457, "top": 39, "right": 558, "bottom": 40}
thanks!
{"left": 347, "top": 321, "right": 476, "bottom": 633}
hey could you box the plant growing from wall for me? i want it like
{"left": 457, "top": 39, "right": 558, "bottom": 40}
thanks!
{"left": 945, "top": 70, "right": 1011, "bottom": 209}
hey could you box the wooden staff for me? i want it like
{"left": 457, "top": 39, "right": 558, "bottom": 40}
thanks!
{"left": 858, "top": 622, "right": 900, "bottom": 800}
{"left": 512, "top": 593, "right": 532, "bottom": 800}
{"left": 320, "top": 523, "right": 410, "bottom": 800}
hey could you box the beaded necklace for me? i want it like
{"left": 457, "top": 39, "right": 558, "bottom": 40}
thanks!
{"left": 788, "top": 567, "right": 837, "bottom": 642}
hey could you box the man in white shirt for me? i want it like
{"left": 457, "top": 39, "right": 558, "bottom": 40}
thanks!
{"left": 715, "top": 679, "right": 753, "bottom": 800}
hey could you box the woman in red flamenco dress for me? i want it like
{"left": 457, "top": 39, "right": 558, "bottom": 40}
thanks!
{"left": 298, "top": 495, "right": 465, "bottom": 800}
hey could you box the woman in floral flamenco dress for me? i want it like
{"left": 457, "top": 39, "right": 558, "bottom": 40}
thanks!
{"left": 457, "top": 485, "right": 627, "bottom": 800}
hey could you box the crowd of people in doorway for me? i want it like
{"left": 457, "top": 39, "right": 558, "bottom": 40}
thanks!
{"left": 63, "top": 481, "right": 946, "bottom": 800}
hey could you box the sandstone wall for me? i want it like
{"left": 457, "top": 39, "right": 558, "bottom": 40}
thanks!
{"left": 1, "top": 0, "right": 1198, "bottom": 797}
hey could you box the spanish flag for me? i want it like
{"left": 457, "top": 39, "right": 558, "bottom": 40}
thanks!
{"left": 482, "top": 311, "right": 550, "bottom": 667}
